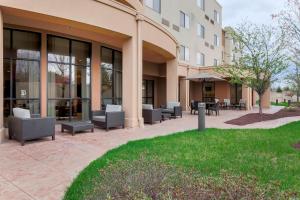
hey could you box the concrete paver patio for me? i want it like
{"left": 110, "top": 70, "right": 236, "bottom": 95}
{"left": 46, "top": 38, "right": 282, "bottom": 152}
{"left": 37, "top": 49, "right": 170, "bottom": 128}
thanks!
{"left": 0, "top": 107, "right": 299, "bottom": 200}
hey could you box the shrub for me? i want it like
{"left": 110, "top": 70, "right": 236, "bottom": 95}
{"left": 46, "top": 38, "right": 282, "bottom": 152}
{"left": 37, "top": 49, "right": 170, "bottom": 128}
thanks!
{"left": 87, "top": 155, "right": 297, "bottom": 200}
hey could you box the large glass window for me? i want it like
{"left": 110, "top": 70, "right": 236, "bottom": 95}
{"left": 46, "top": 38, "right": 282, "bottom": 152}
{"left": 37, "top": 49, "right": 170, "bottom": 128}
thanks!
{"left": 142, "top": 80, "right": 154, "bottom": 105}
{"left": 230, "top": 84, "right": 242, "bottom": 105}
{"left": 47, "top": 35, "right": 91, "bottom": 121}
{"left": 101, "top": 47, "right": 122, "bottom": 106}
{"left": 3, "top": 28, "right": 41, "bottom": 125}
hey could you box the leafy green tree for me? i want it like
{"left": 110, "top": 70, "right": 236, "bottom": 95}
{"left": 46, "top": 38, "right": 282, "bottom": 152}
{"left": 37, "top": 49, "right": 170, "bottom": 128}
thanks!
{"left": 276, "top": 86, "right": 283, "bottom": 93}
{"left": 218, "top": 23, "right": 289, "bottom": 114}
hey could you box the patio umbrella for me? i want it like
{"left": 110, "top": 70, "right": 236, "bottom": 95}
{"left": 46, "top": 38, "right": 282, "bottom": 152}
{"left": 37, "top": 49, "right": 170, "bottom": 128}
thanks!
{"left": 186, "top": 72, "right": 226, "bottom": 103}
{"left": 185, "top": 72, "right": 225, "bottom": 82}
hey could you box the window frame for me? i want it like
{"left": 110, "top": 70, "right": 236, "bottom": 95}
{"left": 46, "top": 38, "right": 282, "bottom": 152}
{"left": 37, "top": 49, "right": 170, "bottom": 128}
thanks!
{"left": 214, "top": 34, "right": 220, "bottom": 47}
{"left": 47, "top": 34, "right": 92, "bottom": 121}
{"left": 197, "top": 0, "right": 205, "bottom": 11}
{"left": 180, "top": 11, "right": 190, "bottom": 29}
{"left": 101, "top": 46, "right": 123, "bottom": 106}
{"left": 3, "top": 28, "right": 42, "bottom": 125}
{"left": 145, "top": 0, "right": 161, "bottom": 13}
{"left": 180, "top": 45, "right": 190, "bottom": 62}
{"left": 197, "top": 24, "right": 205, "bottom": 39}
{"left": 142, "top": 79, "right": 155, "bottom": 105}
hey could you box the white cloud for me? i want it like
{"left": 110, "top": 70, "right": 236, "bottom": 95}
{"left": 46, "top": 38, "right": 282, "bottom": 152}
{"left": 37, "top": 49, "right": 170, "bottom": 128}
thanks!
{"left": 218, "top": 0, "right": 286, "bottom": 27}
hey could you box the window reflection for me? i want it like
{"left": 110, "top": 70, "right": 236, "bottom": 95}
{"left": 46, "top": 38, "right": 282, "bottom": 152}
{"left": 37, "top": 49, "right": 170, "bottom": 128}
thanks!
{"left": 47, "top": 35, "right": 91, "bottom": 121}
{"left": 101, "top": 47, "right": 122, "bottom": 106}
{"left": 3, "top": 28, "right": 41, "bottom": 126}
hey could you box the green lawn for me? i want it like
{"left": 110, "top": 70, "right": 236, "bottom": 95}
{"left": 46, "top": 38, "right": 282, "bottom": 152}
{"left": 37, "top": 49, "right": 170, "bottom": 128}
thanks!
{"left": 271, "top": 102, "right": 289, "bottom": 107}
{"left": 64, "top": 122, "right": 300, "bottom": 200}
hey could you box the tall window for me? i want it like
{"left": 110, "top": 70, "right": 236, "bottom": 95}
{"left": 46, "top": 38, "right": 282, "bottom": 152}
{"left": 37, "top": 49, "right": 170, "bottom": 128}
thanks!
{"left": 47, "top": 35, "right": 91, "bottom": 121}
{"left": 180, "top": 45, "right": 190, "bottom": 61}
{"left": 145, "top": 0, "right": 161, "bottom": 13}
{"left": 3, "top": 28, "right": 41, "bottom": 125}
{"left": 214, "top": 59, "right": 219, "bottom": 66}
{"left": 214, "top": 10, "right": 220, "bottom": 24}
{"left": 230, "top": 84, "right": 242, "bottom": 104}
{"left": 180, "top": 11, "right": 190, "bottom": 29}
{"left": 197, "top": 24, "right": 205, "bottom": 39}
{"left": 101, "top": 47, "right": 122, "bottom": 106}
{"left": 196, "top": 52, "right": 205, "bottom": 66}
{"left": 214, "top": 34, "right": 220, "bottom": 47}
{"left": 197, "top": 0, "right": 205, "bottom": 10}
{"left": 142, "top": 80, "right": 154, "bottom": 105}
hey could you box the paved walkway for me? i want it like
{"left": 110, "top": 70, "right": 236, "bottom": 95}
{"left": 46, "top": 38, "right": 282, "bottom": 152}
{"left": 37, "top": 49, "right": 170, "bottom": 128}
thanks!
{"left": 0, "top": 107, "right": 299, "bottom": 200}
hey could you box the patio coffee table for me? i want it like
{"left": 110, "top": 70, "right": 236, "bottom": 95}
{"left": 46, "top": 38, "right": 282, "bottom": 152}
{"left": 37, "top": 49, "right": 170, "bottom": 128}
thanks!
{"left": 61, "top": 121, "right": 94, "bottom": 136}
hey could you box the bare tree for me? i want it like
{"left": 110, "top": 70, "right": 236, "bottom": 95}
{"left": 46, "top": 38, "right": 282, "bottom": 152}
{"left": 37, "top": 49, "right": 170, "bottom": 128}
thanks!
{"left": 218, "top": 23, "right": 289, "bottom": 114}
{"left": 285, "top": 63, "right": 300, "bottom": 102}
{"left": 275, "top": 0, "right": 300, "bottom": 102}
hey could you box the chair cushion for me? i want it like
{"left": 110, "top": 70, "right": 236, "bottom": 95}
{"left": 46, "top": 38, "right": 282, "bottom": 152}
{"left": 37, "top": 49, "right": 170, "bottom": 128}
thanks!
{"left": 167, "top": 102, "right": 180, "bottom": 109}
{"left": 13, "top": 108, "right": 31, "bottom": 119}
{"left": 239, "top": 99, "right": 246, "bottom": 104}
{"left": 106, "top": 104, "right": 122, "bottom": 113}
{"left": 142, "top": 104, "right": 153, "bottom": 110}
{"left": 224, "top": 99, "right": 230, "bottom": 104}
{"left": 162, "top": 108, "right": 173, "bottom": 113}
{"left": 93, "top": 116, "right": 106, "bottom": 122}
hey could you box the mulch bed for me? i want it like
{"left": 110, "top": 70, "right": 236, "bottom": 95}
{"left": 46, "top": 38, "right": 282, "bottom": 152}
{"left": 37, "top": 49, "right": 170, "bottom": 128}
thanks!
{"left": 225, "top": 108, "right": 300, "bottom": 126}
{"left": 293, "top": 143, "right": 300, "bottom": 150}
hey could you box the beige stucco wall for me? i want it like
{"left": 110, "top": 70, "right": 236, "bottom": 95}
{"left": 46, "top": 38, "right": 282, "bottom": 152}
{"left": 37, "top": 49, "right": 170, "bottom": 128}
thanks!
{"left": 144, "top": 0, "right": 223, "bottom": 67}
{"left": 215, "top": 81, "right": 230, "bottom": 100}
{"left": 0, "top": 0, "right": 179, "bottom": 133}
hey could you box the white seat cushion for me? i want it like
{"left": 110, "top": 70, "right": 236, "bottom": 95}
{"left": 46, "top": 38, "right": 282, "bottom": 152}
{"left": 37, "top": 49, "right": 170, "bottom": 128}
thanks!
{"left": 106, "top": 104, "right": 122, "bottom": 113}
{"left": 142, "top": 104, "right": 153, "bottom": 110}
{"left": 13, "top": 108, "right": 31, "bottom": 119}
{"left": 167, "top": 102, "right": 180, "bottom": 109}
{"left": 240, "top": 99, "right": 246, "bottom": 104}
{"left": 93, "top": 116, "right": 106, "bottom": 122}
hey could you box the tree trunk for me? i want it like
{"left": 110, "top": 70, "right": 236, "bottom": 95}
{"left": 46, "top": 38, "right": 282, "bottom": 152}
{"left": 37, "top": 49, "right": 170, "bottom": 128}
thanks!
{"left": 258, "top": 94, "right": 263, "bottom": 115}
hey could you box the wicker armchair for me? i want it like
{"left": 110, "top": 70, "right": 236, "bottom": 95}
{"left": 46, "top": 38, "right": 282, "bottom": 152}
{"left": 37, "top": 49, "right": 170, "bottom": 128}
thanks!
{"left": 8, "top": 108, "right": 55, "bottom": 146}
{"left": 92, "top": 105, "right": 125, "bottom": 131}
{"left": 142, "top": 104, "right": 162, "bottom": 124}
{"left": 162, "top": 102, "right": 182, "bottom": 118}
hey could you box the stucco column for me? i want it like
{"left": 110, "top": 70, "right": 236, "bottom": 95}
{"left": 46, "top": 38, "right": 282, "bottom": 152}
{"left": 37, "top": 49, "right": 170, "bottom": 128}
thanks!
{"left": 261, "top": 87, "right": 271, "bottom": 109}
{"left": 166, "top": 58, "right": 178, "bottom": 102}
{"left": 40, "top": 32, "right": 47, "bottom": 117}
{"left": 242, "top": 85, "right": 251, "bottom": 110}
{"left": 91, "top": 42, "right": 101, "bottom": 111}
{"left": 179, "top": 78, "right": 189, "bottom": 111}
{"left": 122, "top": 14, "right": 144, "bottom": 128}
{"left": 0, "top": 8, "right": 5, "bottom": 143}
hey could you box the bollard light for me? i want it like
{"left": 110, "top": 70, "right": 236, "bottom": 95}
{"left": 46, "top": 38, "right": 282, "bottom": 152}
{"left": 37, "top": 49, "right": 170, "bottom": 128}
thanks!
{"left": 198, "top": 103, "right": 206, "bottom": 131}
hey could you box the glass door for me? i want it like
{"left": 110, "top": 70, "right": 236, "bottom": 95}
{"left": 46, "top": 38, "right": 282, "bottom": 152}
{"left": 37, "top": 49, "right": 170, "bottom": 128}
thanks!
{"left": 202, "top": 82, "right": 215, "bottom": 102}
{"left": 230, "top": 84, "right": 242, "bottom": 105}
{"left": 142, "top": 80, "right": 154, "bottom": 105}
{"left": 47, "top": 35, "right": 91, "bottom": 122}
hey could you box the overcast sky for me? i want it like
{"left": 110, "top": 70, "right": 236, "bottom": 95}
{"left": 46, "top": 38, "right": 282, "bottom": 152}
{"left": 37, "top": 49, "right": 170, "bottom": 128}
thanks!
{"left": 218, "top": 0, "right": 288, "bottom": 87}
{"left": 218, "top": 0, "right": 286, "bottom": 28}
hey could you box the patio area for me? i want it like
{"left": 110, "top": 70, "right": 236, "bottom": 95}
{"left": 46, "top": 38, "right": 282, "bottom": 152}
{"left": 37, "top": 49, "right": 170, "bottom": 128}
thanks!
{"left": 0, "top": 106, "right": 299, "bottom": 200}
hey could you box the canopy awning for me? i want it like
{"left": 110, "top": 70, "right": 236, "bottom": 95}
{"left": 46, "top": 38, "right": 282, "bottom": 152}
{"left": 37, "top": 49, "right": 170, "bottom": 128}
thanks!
{"left": 185, "top": 73, "right": 226, "bottom": 82}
